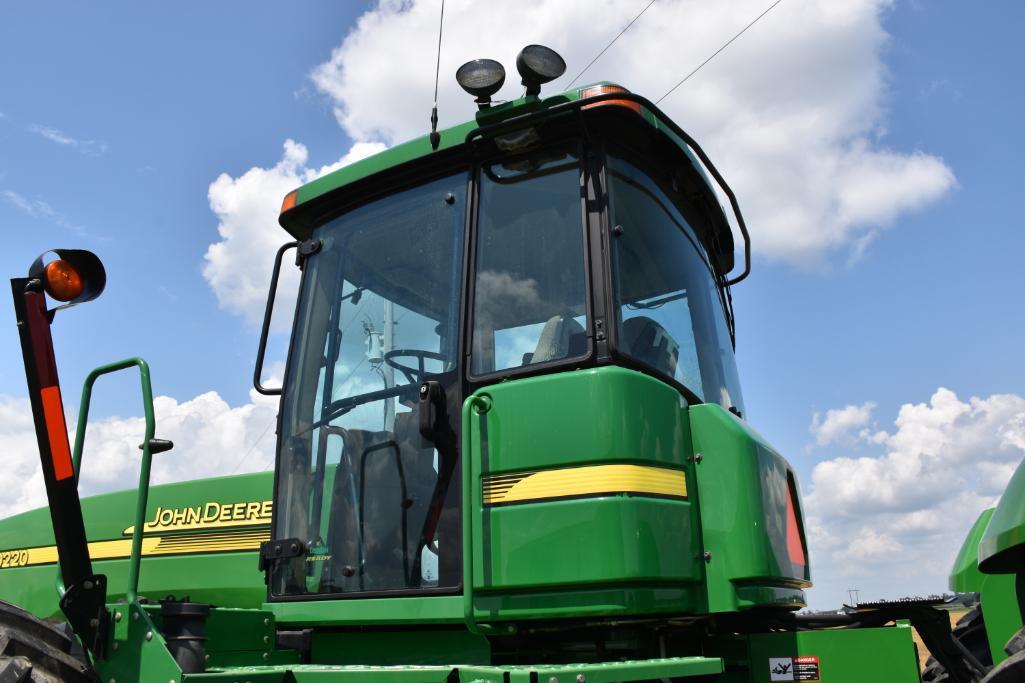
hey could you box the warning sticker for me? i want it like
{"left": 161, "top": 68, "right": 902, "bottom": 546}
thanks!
{"left": 769, "top": 655, "right": 820, "bottom": 681}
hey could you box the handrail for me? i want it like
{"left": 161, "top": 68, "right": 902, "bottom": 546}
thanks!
{"left": 67, "top": 357, "right": 161, "bottom": 603}
{"left": 464, "top": 89, "right": 752, "bottom": 286}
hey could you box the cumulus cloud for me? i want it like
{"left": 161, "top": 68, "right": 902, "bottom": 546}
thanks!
{"left": 810, "top": 401, "right": 876, "bottom": 446}
{"left": 0, "top": 390, "right": 279, "bottom": 520}
{"left": 306, "top": 0, "right": 955, "bottom": 267}
{"left": 804, "top": 388, "right": 1025, "bottom": 608}
{"left": 202, "top": 0, "right": 957, "bottom": 324}
{"left": 202, "top": 139, "right": 384, "bottom": 325}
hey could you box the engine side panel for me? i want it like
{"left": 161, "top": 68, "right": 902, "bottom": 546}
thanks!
{"left": 0, "top": 471, "right": 272, "bottom": 617}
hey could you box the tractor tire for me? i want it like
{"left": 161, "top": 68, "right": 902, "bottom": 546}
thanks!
{"left": 921, "top": 606, "right": 992, "bottom": 682}
{"left": 0, "top": 601, "right": 95, "bottom": 682}
{"left": 979, "top": 626, "right": 1025, "bottom": 682}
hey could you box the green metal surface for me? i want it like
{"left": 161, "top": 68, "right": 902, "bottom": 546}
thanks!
{"left": 949, "top": 508, "right": 995, "bottom": 593}
{"left": 461, "top": 368, "right": 703, "bottom": 625}
{"left": 979, "top": 572, "right": 1023, "bottom": 666}
{"left": 743, "top": 624, "right": 920, "bottom": 683}
{"left": 267, "top": 596, "right": 464, "bottom": 627}
{"left": 0, "top": 470, "right": 272, "bottom": 617}
{"left": 689, "top": 403, "right": 809, "bottom": 613}
{"left": 979, "top": 455, "right": 1025, "bottom": 573}
{"left": 98, "top": 602, "right": 183, "bottom": 683}
{"left": 72, "top": 357, "right": 158, "bottom": 602}
{"left": 479, "top": 497, "right": 698, "bottom": 589}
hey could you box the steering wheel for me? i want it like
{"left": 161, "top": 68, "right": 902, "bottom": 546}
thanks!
{"left": 383, "top": 349, "right": 446, "bottom": 386}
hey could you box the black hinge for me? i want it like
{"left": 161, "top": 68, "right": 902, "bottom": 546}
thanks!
{"left": 258, "top": 538, "right": 306, "bottom": 574}
{"left": 294, "top": 239, "right": 322, "bottom": 267}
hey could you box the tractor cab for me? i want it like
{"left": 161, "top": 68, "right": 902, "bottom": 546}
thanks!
{"left": 268, "top": 82, "right": 748, "bottom": 610}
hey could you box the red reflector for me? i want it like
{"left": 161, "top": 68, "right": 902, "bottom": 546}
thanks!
{"left": 785, "top": 490, "right": 806, "bottom": 567}
{"left": 40, "top": 385, "right": 74, "bottom": 481}
{"left": 580, "top": 85, "right": 642, "bottom": 113}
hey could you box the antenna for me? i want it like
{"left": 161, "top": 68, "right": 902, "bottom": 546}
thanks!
{"left": 429, "top": 0, "right": 446, "bottom": 150}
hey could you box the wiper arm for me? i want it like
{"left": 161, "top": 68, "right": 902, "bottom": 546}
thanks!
{"left": 308, "top": 383, "right": 415, "bottom": 432}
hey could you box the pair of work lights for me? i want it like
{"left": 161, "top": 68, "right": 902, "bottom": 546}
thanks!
{"left": 456, "top": 44, "right": 566, "bottom": 108}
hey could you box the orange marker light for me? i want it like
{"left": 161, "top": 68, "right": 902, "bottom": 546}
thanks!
{"left": 43, "top": 260, "right": 84, "bottom": 302}
{"left": 580, "top": 85, "right": 642, "bottom": 114}
{"left": 280, "top": 190, "right": 298, "bottom": 215}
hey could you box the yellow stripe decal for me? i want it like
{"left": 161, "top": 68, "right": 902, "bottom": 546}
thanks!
{"left": 482, "top": 464, "right": 687, "bottom": 506}
{"left": 0, "top": 528, "right": 270, "bottom": 570}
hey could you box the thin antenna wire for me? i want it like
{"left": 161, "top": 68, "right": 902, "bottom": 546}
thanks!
{"left": 656, "top": 0, "right": 784, "bottom": 104}
{"left": 429, "top": 0, "right": 446, "bottom": 149}
{"left": 566, "top": 0, "right": 657, "bottom": 89}
{"left": 433, "top": 0, "right": 445, "bottom": 106}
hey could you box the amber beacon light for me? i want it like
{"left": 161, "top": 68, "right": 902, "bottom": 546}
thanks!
{"left": 28, "top": 248, "right": 106, "bottom": 310}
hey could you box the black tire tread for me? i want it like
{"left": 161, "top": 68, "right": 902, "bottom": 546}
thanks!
{"left": 980, "top": 649, "right": 1025, "bottom": 683}
{"left": 0, "top": 601, "right": 95, "bottom": 683}
{"left": 921, "top": 606, "right": 992, "bottom": 682}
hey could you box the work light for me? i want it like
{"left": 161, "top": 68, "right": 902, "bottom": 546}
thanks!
{"left": 456, "top": 58, "right": 506, "bottom": 109}
{"left": 515, "top": 44, "right": 566, "bottom": 96}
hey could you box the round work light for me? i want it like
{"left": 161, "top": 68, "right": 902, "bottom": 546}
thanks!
{"left": 516, "top": 45, "right": 566, "bottom": 96}
{"left": 456, "top": 59, "right": 506, "bottom": 108}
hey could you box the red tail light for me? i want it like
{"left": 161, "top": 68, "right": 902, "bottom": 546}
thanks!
{"left": 785, "top": 486, "right": 807, "bottom": 568}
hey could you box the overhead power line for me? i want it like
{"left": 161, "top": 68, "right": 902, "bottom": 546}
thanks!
{"left": 656, "top": 0, "right": 785, "bottom": 104}
{"left": 566, "top": 0, "right": 657, "bottom": 89}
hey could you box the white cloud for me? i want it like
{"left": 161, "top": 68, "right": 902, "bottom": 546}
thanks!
{"left": 303, "top": 0, "right": 955, "bottom": 267}
{"left": 804, "top": 388, "right": 1025, "bottom": 608}
{"left": 0, "top": 390, "right": 279, "bottom": 520}
{"left": 28, "top": 124, "right": 107, "bottom": 157}
{"left": 3, "top": 190, "right": 56, "bottom": 220}
{"left": 202, "top": 139, "right": 384, "bottom": 326}
{"left": 810, "top": 401, "right": 876, "bottom": 446}
{"left": 1, "top": 189, "right": 88, "bottom": 237}
{"left": 202, "top": 0, "right": 957, "bottom": 325}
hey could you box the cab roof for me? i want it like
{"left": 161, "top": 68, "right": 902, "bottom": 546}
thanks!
{"left": 277, "top": 82, "right": 746, "bottom": 285}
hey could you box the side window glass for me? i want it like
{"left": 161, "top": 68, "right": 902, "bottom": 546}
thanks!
{"left": 471, "top": 148, "right": 589, "bottom": 375}
{"left": 608, "top": 155, "right": 745, "bottom": 415}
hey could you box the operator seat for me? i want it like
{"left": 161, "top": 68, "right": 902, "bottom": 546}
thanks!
{"left": 529, "top": 314, "right": 586, "bottom": 364}
{"left": 323, "top": 411, "right": 436, "bottom": 592}
{"left": 621, "top": 315, "right": 680, "bottom": 378}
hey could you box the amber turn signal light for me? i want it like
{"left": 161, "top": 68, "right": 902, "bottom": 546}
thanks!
{"left": 43, "top": 260, "right": 85, "bottom": 302}
{"left": 280, "top": 190, "right": 298, "bottom": 215}
{"left": 580, "top": 85, "right": 642, "bottom": 114}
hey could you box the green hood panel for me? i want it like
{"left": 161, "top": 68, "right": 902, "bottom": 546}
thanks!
{"left": 949, "top": 508, "right": 994, "bottom": 592}
{"left": 979, "top": 456, "right": 1025, "bottom": 574}
{"left": 0, "top": 470, "right": 273, "bottom": 617}
{"left": 689, "top": 404, "right": 809, "bottom": 612}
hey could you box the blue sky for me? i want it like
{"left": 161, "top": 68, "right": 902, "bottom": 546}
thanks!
{"left": 1, "top": 1, "right": 1023, "bottom": 609}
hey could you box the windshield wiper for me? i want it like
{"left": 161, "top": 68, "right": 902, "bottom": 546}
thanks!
{"left": 307, "top": 383, "right": 416, "bottom": 433}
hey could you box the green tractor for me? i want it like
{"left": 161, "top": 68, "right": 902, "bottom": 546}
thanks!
{"left": 0, "top": 45, "right": 1014, "bottom": 682}
{"left": 919, "top": 458, "right": 1025, "bottom": 682}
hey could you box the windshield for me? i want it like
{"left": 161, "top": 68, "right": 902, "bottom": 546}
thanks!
{"left": 471, "top": 147, "right": 589, "bottom": 375}
{"left": 608, "top": 155, "right": 745, "bottom": 415}
{"left": 274, "top": 173, "right": 465, "bottom": 597}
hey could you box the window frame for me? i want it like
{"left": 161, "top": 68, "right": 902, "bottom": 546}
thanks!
{"left": 268, "top": 165, "right": 473, "bottom": 604}
{"left": 463, "top": 139, "right": 599, "bottom": 387}
{"left": 601, "top": 143, "right": 739, "bottom": 408}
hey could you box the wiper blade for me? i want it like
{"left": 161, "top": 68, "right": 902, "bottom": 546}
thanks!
{"left": 309, "top": 383, "right": 415, "bottom": 432}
